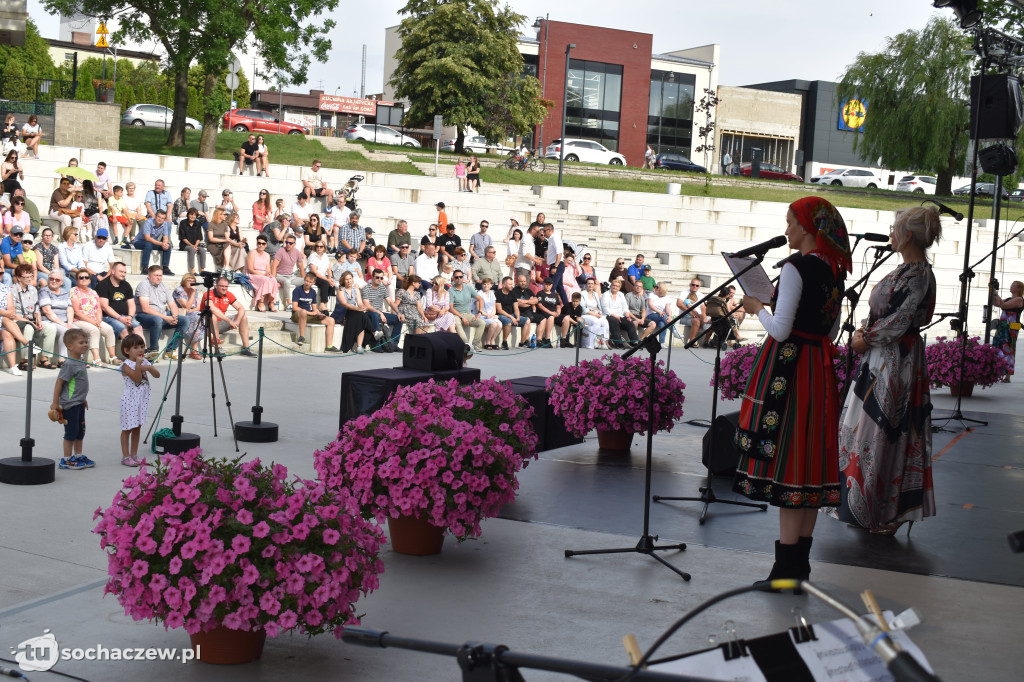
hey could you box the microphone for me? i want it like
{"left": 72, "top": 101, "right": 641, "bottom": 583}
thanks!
{"left": 923, "top": 199, "right": 964, "bottom": 222}
{"left": 729, "top": 235, "right": 787, "bottom": 259}
{"left": 871, "top": 244, "right": 893, "bottom": 254}
{"left": 851, "top": 232, "right": 890, "bottom": 242}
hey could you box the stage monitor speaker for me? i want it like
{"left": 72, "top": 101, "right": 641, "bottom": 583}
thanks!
{"left": 339, "top": 366, "right": 481, "bottom": 431}
{"left": 970, "top": 73, "right": 1024, "bottom": 140}
{"left": 507, "top": 382, "right": 548, "bottom": 452}
{"left": 402, "top": 332, "right": 465, "bottom": 372}
{"left": 978, "top": 142, "right": 1019, "bottom": 176}
{"left": 702, "top": 411, "right": 742, "bottom": 476}
{"left": 509, "top": 376, "right": 585, "bottom": 451}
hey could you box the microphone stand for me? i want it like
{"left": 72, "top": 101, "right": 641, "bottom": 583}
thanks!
{"left": 837, "top": 245, "right": 897, "bottom": 405}
{"left": 646, "top": 254, "right": 772, "bottom": 524}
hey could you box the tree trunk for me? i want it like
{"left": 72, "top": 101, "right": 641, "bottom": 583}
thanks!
{"left": 165, "top": 68, "right": 189, "bottom": 148}
{"left": 455, "top": 127, "right": 465, "bottom": 153}
{"left": 198, "top": 72, "right": 219, "bottom": 159}
{"left": 935, "top": 170, "right": 954, "bottom": 197}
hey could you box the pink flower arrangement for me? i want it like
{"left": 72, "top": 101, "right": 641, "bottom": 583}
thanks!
{"left": 546, "top": 354, "right": 685, "bottom": 437}
{"left": 314, "top": 378, "right": 539, "bottom": 541}
{"left": 713, "top": 343, "right": 862, "bottom": 400}
{"left": 926, "top": 335, "right": 1011, "bottom": 388}
{"left": 93, "top": 449, "right": 384, "bottom": 638}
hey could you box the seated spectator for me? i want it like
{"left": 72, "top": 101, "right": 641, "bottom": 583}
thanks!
{"left": 33, "top": 227, "right": 58, "bottom": 286}
{"left": 420, "top": 223, "right": 440, "bottom": 253}
{"left": 608, "top": 258, "right": 629, "bottom": 286}
{"left": 96, "top": 262, "right": 143, "bottom": 342}
{"left": 362, "top": 227, "right": 376, "bottom": 261}
{"left": 252, "top": 189, "right": 271, "bottom": 233}
{"left": 56, "top": 227, "right": 85, "bottom": 290}
{"left": 494, "top": 276, "right": 531, "bottom": 350}
{"left": 171, "top": 187, "right": 191, "bottom": 225}
{"left": 21, "top": 115, "right": 41, "bottom": 157}
{"left": 360, "top": 268, "right": 403, "bottom": 352}
{"left": 448, "top": 269, "right": 484, "bottom": 349}
{"left": 238, "top": 134, "right": 260, "bottom": 176}
{"left": 472, "top": 245, "right": 504, "bottom": 290}
{"left": 144, "top": 179, "right": 173, "bottom": 220}
{"left": 1, "top": 114, "right": 18, "bottom": 156}
{"left": 580, "top": 277, "right": 610, "bottom": 349}
{"left": 246, "top": 236, "right": 281, "bottom": 312}
{"left": 301, "top": 159, "right": 331, "bottom": 200}
{"left": 1, "top": 225, "right": 27, "bottom": 286}
{"left": 626, "top": 254, "right": 646, "bottom": 287}
{"left": 601, "top": 278, "right": 638, "bottom": 349}
{"left": 120, "top": 182, "right": 146, "bottom": 246}
{"left": 260, "top": 213, "right": 290, "bottom": 257}
{"left": 639, "top": 264, "right": 657, "bottom": 292}
{"left": 438, "top": 223, "right": 461, "bottom": 263}
{"left": 1, "top": 150, "right": 24, "bottom": 196}
{"left": 218, "top": 189, "right": 238, "bottom": 217}
{"left": 78, "top": 180, "right": 110, "bottom": 241}
{"left": 646, "top": 282, "right": 681, "bottom": 344}
{"left": 365, "top": 244, "right": 393, "bottom": 294}
{"left": 535, "top": 277, "right": 561, "bottom": 347}
{"left": 304, "top": 213, "right": 327, "bottom": 257}
{"left": 20, "top": 234, "right": 37, "bottom": 280}
{"left": 178, "top": 208, "right": 207, "bottom": 275}
{"left": 172, "top": 274, "right": 205, "bottom": 358}
{"left": 1, "top": 278, "right": 31, "bottom": 375}
{"left": 188, "top": 189, "right": 211, "bottom": 228}
{"left": 391, "top": 242, "right": 417, "bottom": 291}
{"left": 624, "top": 279, "right": 656, "bottom": 341}
{"left": 394, "top": 274, "right": 430, "bottom": 336}
{"left": 475, "top": 278, "right": 503, "bottom": 349}
{"left": 332, "top": 271, "right": 374, "bottom": 353}
{"left": 106, "top": 184, "right": 128, "bottom": 244}
{"left": 272, "top": 234, "right": 305, "bottom": 310}
{"left": 93, "top": 161, "right": 112, "bottom": 199}
{"left": 135, "top": 265, "right": 188, "bottom": 358}
{"left": 49, "top": 177, "right": 83, "bottom": 231}
{"left": 337, "top": 212, "right": 365, "bottom": 257}
{"left": 81, "top": 229, "right": 116, "bottom": 287}
{"left": 726, "top": 285, "right": 747, "bottom": 342}
{"left": 414, "top": 242, "right": 440, "bottom": 292}
{"left": 306, "top": 241, "right": 335, "bottom": 313}
{"left": 386, "top": 219, "right": 411, "bottom": 256}
{"left": 451, "top": 247, "right": 472, "bottom": 281}
{"left": 513, "top": 274, "right": 539, "bottom": 347}
{"left": 38, "top": 271, "right": 72, "bottom": 368}
{"left": 291, "top": 272, "right": 338, "bottom": 350}
{"left": 134, "top": 210, "right": 174, "bottom": 275}
{"left": 200, "top": 276, "right": 257, "bottom": 357}
{"left": 677, "top": 278, "right": 707, "bottom": 344}
{"left": 3, "top": 193, "right": 32, "bottom": 237}
{"left": 256, "top": 135, "right": 270, "bottom": 177}
{"left": 207, "top": 209, "right": 246, "bottom": 273}
{"left": 9, "top": 264, "right": 43, "bottom": 370}
{"left": 424, "top": 275, "right": 457, "bottom": 334}
{"left": 555, "top": 292, "right": 585, "bottom": 348}
{"left": 291, "top": 193, "right": 312, "bottom": 229}
{"left": 68, "top": 268, "right": 118, "bottom": 365}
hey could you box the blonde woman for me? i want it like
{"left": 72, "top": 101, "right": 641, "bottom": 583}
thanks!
{"left": 69, "top": 268, "right": 119, "bottom": 364}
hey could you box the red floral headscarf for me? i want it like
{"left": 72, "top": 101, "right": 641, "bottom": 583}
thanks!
{"left": 789, "top": 196, "right": 852, "bottom": 276}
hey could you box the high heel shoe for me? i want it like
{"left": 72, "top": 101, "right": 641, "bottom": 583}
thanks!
{"left": 870, "top": 520, "right": 914, "bottom": 536}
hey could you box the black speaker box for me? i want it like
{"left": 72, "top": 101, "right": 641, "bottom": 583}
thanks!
{"left": 979, "top": 143, "right": 1019, "bottom": 176}
{"left": 338, "top": 366, "right": 481, "bottom": 431}
{"left": 702, "top": 411, "right": 742, "bottom": 476}
{"left": 507, "top": 382, "right": 548, "bottom": 451}
{"left": 970, "top": 73, "right": 1024, "bottom": 140}
{"left": 402, "top": 332, "right": 465, "bottom": 372}
{"left": 509, "top": 376, "right": 584, "bottom": 451}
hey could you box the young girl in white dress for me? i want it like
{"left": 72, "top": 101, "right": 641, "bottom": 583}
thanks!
{"left": 119, "top": 334, "right": 160, "bottom": 467}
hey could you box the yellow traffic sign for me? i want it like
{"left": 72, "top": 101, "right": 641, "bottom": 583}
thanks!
{"left": 95, "top": 35, "right": 109, "bottom": 48}
{"left": 97, "top": 22, "right": 109, "bottom": 35}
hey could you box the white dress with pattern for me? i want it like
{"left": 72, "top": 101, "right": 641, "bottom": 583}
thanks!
{"left": 120, "top": 359, "right": 152, "bottom": 430}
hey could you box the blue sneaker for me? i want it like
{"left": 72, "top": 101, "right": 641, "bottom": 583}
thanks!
{"left": 73, "top": 454, "right": 96, "bottom": 468}
{"left": 59, "top": 457, "right": 85, "bottom": 470}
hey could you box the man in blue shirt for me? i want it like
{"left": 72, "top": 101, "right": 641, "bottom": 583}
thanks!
{"left": 626, "top": 254, "right": 646, "bottom": 287}
{"left": 134, "top": 210, "right": 174, "bottom": 274}
{"left": 144, "top": 179, "right": 172, "bottom": 219}
{"left": 290, "top": 272, "right": 338, "bottom": 350}
{"left": 1, "top": 226, "right": 26, "bottom": 285}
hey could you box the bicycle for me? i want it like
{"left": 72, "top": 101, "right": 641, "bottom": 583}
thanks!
{"left": 503, "top": 149, "right": 545, "bottom": 172}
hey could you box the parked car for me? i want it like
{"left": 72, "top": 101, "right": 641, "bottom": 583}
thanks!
{"left": 343, "top": 124, "right": 421, "bottom": 147}
{"left": 810, "top": 168, "right": 882, "bottom": 188}
{"left": 1009, "top": 188, "right": 1024, "bottom": 202}
{"left": 222, "top": 109, "right": 308, "bottom": 135}
{"left": 953, "top": 182, "right": 1009, "bottom": 199}
{"left": 656, "top": 153, "right": 706, "bottom": 173}
{"left": 895, "top": 175, "right": 938, "bottom": 194}
{"left": 121, "top": 104, "right": 202, "bottom": 130}
{"left": 544, "top": 138, "right": 626, "bottom": 165}
{"left": 441, "top": 136, "right": 514, "bottom": 154}
{"left": 737, "top": 162, "right": 803, "bottom": 182}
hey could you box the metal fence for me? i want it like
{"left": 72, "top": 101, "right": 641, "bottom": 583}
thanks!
{"left": 0, "top": 76, "right": 75, "bottom": 117}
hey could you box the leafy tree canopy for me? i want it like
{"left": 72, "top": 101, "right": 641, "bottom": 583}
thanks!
{"left": 0, "top": 19, "right": 57, "bottom": 80}
{"left": 390, "top": 0, "right": 546, "bottom": 149}
{"left": 838, "top": 16, "right": 973, "bottom": 195}
{"left": 43, "top": 0, "right": 338, "bottom": 147}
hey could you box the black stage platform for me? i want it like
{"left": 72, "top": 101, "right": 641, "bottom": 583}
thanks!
{"left": 502, "top": 410, "right": 1024, "bottom": 587}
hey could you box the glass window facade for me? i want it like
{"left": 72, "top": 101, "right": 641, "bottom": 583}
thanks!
{"left": 565, "top": 59, "right": 623, "bottom": 151}
{"left": 648, "top": 70, "right": 696, "bottom": 156}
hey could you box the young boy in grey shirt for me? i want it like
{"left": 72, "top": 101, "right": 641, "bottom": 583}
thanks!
{"left": 51, "top": 327, "right": 95, "bottom": 470}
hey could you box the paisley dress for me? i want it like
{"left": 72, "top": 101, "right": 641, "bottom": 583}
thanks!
{"left": 834, "top": 262, "right": 936, "bottom": 530}
{"left": 733, "top": 253, "right": 844, "bottom": 509}
{"left": 992, "top": 299, "right": 1022, "bottom": 376}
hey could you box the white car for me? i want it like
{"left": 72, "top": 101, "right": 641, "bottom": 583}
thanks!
{"left": 343, "top": 124, "right": 421, "bottom": 147}
{"left": 895, "top": 175, "right": 937, "bottom": 194}
{"left": 544, "top": 138, "right": 626, "bottom": 165}
{"left": 441, "top": 136, "right": 514, "bottom": 154}
{"left": 121, "top": 104, "right": 203, "bottom": 130}
{"left": 810, "top": 168, "right": 882, "bottom": 188}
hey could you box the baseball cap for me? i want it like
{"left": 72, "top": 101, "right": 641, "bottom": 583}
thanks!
{"left": 11, "top": 226, "right": 24, "bottom": 235}
{"left": 435, "top": 202, "right": 445, "bottom": 209}
{"left": 543, "top": 277, "right": 553, "bottom": 285}
{"left": 643, "top": 264, "right": 651, "bottom": 270}
{"left": 96, "top": 228, "right": 109, "bottom": 238}
{"left": 334, "top": 250, "right": 345, "bottom": 259}
{"left": 198, "top": 190, "right": 209, "bottom": 197}
{"left": 364, "top": 227, "right": 373, "bottom": 234}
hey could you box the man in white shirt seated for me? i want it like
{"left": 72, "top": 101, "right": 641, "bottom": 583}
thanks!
{"left": 81, "top": 228, "right": 116, "bottom": 287}
{"left": 600, "top": 278, "right": 638, "bottom": 349}
{"left": 301, "top": 159, "right": 331, "bottom": 200}
{"left": 414, "top": 242, "right": 440, "bottom": 292}
{"left": 291, "top": 193, "right": 312, "bottom": 229}
{"left": 94, "top": 162, "right": 112, "bottom": 199}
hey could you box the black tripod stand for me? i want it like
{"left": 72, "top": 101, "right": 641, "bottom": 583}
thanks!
{"left": 143, "top": 283, "right": 239, "bottom": 452}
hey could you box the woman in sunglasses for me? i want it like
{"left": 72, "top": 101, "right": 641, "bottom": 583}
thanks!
{"left": 69, "top": 268, "right": 119, "bottom": 365}
{"left": 246, "top": 235, "right": 281, "bottom": 312}
{"left": 576, "top": 251, "right": 596, "bottom": 286}
{"left": 252, "top": 188, "right": 272, "bottom": 233}
{"left": 607, "top": 258, "right": 629, "bottom": 286}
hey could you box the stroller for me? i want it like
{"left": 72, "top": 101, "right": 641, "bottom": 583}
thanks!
{"left": 341, "top": 174, "right": 364, "bottom": 217}
{"left": 701, "top": 289, "right": 740, "bottom": 349}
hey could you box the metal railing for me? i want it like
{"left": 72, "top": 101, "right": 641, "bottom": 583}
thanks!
{"left": 0, "top": 76, "right": 75, "bottom": 116}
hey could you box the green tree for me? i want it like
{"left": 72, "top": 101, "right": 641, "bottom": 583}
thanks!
{"left": 389, "top": 0, "right": 545, "bottom": 152}
{"left": 43, "top": 0, "right": 340, "bottom": 149}
{"left": 838, "top": 16, "right": 973, "bottom": 195}
{"left": 74, "top": 65, "right": 96, "bottom": 101}
{"left": 0, "top": 19, "right": 57, "bottom": 80}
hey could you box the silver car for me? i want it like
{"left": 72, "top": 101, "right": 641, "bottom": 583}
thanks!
{"left": 343, "top": 124, "right": 420, "bottom": 147}
{"left": 121, "top": 104, "right": 203, "bottom": 130}
{"left": 441, "top": 136, "right": 514, "bottom": 154}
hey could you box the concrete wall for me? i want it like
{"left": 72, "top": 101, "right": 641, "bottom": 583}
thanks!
{"left": 53, "top": 99, "right": 120, "bottom": 149}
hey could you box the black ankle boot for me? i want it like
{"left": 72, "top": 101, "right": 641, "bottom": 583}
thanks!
{"left": 757, "top": 541, "right": 804, "bottom": 593}
{"left": 796, "top": 536, "right": 813, "bottom": 581}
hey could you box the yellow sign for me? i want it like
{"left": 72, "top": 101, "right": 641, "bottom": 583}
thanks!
{"left": 96, "top": 22, "right": 109, "bottom": 35}
{"left": 842, "top": 99, "right": 867, "bottom": 130}
{"left": 95, "top": 34, "right": 109, "bottom": 48}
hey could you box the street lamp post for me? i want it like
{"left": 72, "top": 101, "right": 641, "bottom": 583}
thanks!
{"left": 535, "top": 15, "right": 549, "bottom": 155}
{"left": 558, "top": 43, "right": 576, "bottom": 187}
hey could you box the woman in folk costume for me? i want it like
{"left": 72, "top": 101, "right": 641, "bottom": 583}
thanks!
{"left": 733, "top": 196, "right": 852, "bottom": 585}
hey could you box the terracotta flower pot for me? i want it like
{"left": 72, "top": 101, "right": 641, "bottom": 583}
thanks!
{"left": 597, "top": 427, "right": 633, "bottom": 451}
{"left": 189, "top": 626, "right": 267, "bottom": 665}
{"left": 949, "top": 381, "right": 975, "bottom": 397}
{"left": 387, "top": 514, "right": 446, "bottom": 555}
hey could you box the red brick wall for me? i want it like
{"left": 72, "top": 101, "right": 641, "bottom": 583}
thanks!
{"left": 537, "top": 21, "right": 653, "bottom": 168}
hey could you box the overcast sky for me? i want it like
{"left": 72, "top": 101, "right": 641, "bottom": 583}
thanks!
{"left": 28, "top": 0, "right": 943, "bottom": 94}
